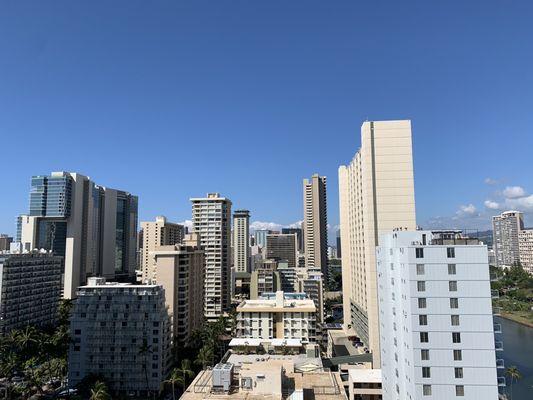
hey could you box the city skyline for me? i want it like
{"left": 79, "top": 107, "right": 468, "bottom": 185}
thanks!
{"left": 1, "top": 1, "right": 533, "bottom": 237}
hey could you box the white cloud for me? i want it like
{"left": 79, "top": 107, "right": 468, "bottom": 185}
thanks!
{"left": 250, "top": 221, "right": 283, "bottom": 231}
{"left": 503, "top": 186, "right": 526, "bottom": 199}
{"left": 484, "top": 200, "right": 500, "bottom": 210}
{"left": 178, "top": 220, "right": 193, "bottom": 230}
{"left": 457, "top": 204, "right": 477, "bottom": 215}
{"left": 505, "top": 194, "right": 533, "bottom": 212}
{"left": 484, "top": 178, "right": 498, "bottom": 185}
{"left": 286, "top": 220, "right": 303, "bottom": 229}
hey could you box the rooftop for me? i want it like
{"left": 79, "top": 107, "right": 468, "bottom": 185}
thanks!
{"left": 348, "top": 369, "right": 382, "bottom": 383}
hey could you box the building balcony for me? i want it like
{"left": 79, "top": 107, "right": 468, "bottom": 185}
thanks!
{"left": 495, "top": 341, "right": 504, "bottom": 351}
{"left": 493, "top": 307, "right": 501, "bottom": 316}
{"left": 496, "top": 359, "right": 505, "bottom": 369}
{"left": 497, "top": 377, "right": 506, "bottom": 387}
{"left": 491, "top": 290, "right": 500, "bottom": 299}
{"left": 493, "top": 323, "right": 502, "bottom": 334}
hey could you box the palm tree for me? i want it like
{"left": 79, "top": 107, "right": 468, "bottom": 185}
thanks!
{"left": 195, "top": 346, "right": 214, "bottom": 369}
{"left": 506, "top": 365, "right": 522, "bottom": 399}
{"left": 90, "top": 380, "right": 111, "bottom": 400}
{"left": 138, "top": 339, "right": 154, "bottom": 398}
{"left": 166, "top": 360, "right": 195, "bottom": 400}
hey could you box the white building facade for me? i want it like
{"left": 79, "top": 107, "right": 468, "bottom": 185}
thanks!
{"left": 377, "top": 231, "right": 499, "bottom": 400}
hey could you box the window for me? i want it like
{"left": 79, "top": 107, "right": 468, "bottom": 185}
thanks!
{"left": 421, "top": 349, "right": 430, "bottom": 360}
{"left": 417, "top": 281, "right": 426, "bottom": 292}
{"left": 453, "top": 350, "right": 462, "bottom": 361}
{"left": 455, "top": 385, "right": 464, "bottom": 396}
{"left": 418, "top": 298, "right": 427, "bottom": 308}
{"left": 422, "top": 367, "right": 431, "bottom": 378}
{"left": 416, "top": 248, "right": 424, "bottom": 258}
{"left": 450, "top": 298, "right": 459, "bottom": 309}
{"left": 447, "top": 247, "right": 455, "bottom": 258}
{"left": 452, "top": 332, "right": 461, "bottom": 343}
{"left": 451, "top": 315, "right": 460, "bottom": 326}
{"left": 449, "top": 281, "right": 458, "bottom": 291}
{"left": 448, "top": 264, "right": 456, "bottom": 274}
{"left": 419, "top": 315, "right": 428, "bottom": 325}
{"left": 455, "top": 367, "right": 463, "bottom": 379}
{"left": 416, "top": 264, "right": 425, "bottom": 275}
{"left": 423, "top": 385, "right": 432, "bottom": 396}
{"left": 420, "top": 332, "right": 429, "bottom": 343}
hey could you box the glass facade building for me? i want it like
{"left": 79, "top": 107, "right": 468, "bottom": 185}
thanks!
{"left": 29, "top": 175, "right": 72, "bottom": 217}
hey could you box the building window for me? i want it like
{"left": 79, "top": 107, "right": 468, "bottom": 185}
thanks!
{"left": 419, "top": 315, "right": 428, "bottom": 325}
{"left": 452, "top": 332, "right": 461, "bottom": 343}
{"left": 447, "top": 248, "right": 456, "bottom": 258}
{"left": 448, "top": 264, "right": 456, "bottom": 274}
{"left": 423, "top": 385, "right": 432, "bottom": 396}
{"left": 420, "top": 332, "right": 429, "bottom": 343}
{"left": 421, "top": 349, "right": 430, "bottom": 360}
{"left": 449, "top": 281, "right": 458, "bottom": 291}
{"left": 455, "top": 385, "right": 464, "bottom": 396}
{"left": 417, "top": 281, "right": 426, "bottom": 292}
{"left": 418, "top": 298, "right": 427, "bottom": 308}
{"left": 453, "top": 350, "right": 462, "bottom": 361}
{"left": 422, "top": 367, "right": 431, "bottom": 378}
{"left": 416, "top": 248, "right": 424, "bottom": 258}
{"left": 451, "top": 315, "right": 460, "bottom": 326}
{"left": 416, "top": 264, "right": 425, "bottom": 275}
{"left": 450, "top": 298, "right": 459, "bottom": 309}
{"left": 455, "top": 367, "right": 463, "bottom": 379}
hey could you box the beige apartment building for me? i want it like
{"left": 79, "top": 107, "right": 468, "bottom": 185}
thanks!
{"left": 338, "top": 120, "right": 416, "bottom": 367}
{"left": 233, "top": 210, "right": 251, "bottom": 273}
{"left": 492, "top": 210, "right": 523, "bottom": 268}
{"left": 518, "top": 229, "right": 533, "bottom": 274}
{"left": 150, "top": 234, "right": 205, "bottom": 344}
{"left": 140, "top": 216, "right": 186, "bottom": 283}
{"left": 303, "top": 174, "right": 328, "bottom": 278}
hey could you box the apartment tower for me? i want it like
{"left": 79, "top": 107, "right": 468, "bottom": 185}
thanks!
{"left": 233, "top": 210, "right": 251, "bottom": 273}
{"left": 140, "top": 216, "right": 186, "bottom": 283}
{"left": 338, "top": 120, "right": 416, "bottom": 367}
{"left": 492, "top": 211, "right": 524, "bottom": 268}
{"left": 303, "top": 174, "right": 328, "bottom": 277}
{"left": 266, "top": 233, "right": 298, "bottom": 268}
{"left": 191, "top": 193, "right": 232, "bottom": 319}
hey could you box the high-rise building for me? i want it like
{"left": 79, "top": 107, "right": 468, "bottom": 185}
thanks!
{"left": 518, "top": 229, "right": 533, "bottom": 274}
{"left": 295, "top": 267, "right": 324, "bottom": 324}
{"left": 0, "top": 251, "right": 62, "bottom": 334}
{"left": 250, "top": 259, "right": 280, "bottom": 299}
{"left": 151, "top": 234, "right": 205, "bottom": 344}
{"left": 492, "top": 211, "right": 524, "bottom": 268}
{"left": 338, "top": 120, "right": 416, "bottom": 367}
{"left": 0, "top": 234, "right": 13, "bottom": 252}
{"left": 236, "top": 291, "right": 317, "bottom": 342}
{"left": 377, "top": 230, "right": 499, "bottom": 400}
{"left": 282, "top": 227, "right": 304, "bottom": 253}
{"left": 233, "top": 210, "right": 251, "bottom": 273}
{"left": 303, "top": 174, "right": 328, "bottom": 277}
{"left": 68, "top": 278, "right": 171, "bottom": 396}
{"left": 140, "top": 216, "right": 186, "bottom": 283}
{"left": 19, "top": 172, "right": 138, "bottom": 299}
{"left": 254, "top": 229, "right": 271, "bottom": 248}
{"left": 266, "top": 233, "right": 297, "bottom": 268}
{"left": 191, "top": 193, "right": 232, "bottom": 319}
{"left": 336, "top": 229, "right": 342, "bottom": 258}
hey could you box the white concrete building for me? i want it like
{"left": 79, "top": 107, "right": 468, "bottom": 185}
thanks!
{"left": 191, "top": 193, "right": 232, "bottom": 320}
{"left": 338, "top": 120, "right": 417, "bottom": 367}
{"left": 236, "top": 291, "right": 317, "bottom": 343}
{"left": 68, "top": 278, "right": 171, "bottom": 396}
{"left": 518, "top": 229, "right": 533, "bottom": 274}
{"left": 140, "top": 216, "right": 186, "bottom": 283}
{"left": 492, "top": 211, "right": 523, "bottom": 268}
{"left": 295, "top": 267, "right": 324, "bottom": 324}
{"left": 233, "top": 210, "right": 251, "bottom": 273}
{"left": 377, "top": 230, "right": 499, "bottom": 400}
{"left": 303, "top": 174, "right": 328, "bottom": 278}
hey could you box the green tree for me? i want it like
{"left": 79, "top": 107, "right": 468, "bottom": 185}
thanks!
{"left": 138, "top": 339, "right": 154, "bottom": 398}
{"left": 90, "top": 380, "right": 111, "bottom": 400}
{"left": 195, "top": 346, "right": 214, "bottom": 369}
{"left": 506, "top": 365, "right": 522, "bottom": 399}
{"left": 166, "top": 359, "right": 195, "bottom": 399}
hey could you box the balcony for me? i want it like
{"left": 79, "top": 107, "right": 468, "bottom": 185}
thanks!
{"left": 491, "top": 290, "right": 500, "bottom": 299}
{"left": 496, "top": 359, "right": 505, "bottom": 369}
{"left": 495, "top": 341, "right": 504, "bottom": 351}
{"left": 497, "top": 377, "right": 506, "bottom": 387}
{"left": 492, "top": 307, "right": 501, "bottom": 316}
{"left": 493, "top": 323, "right": 502, "bottom": 334}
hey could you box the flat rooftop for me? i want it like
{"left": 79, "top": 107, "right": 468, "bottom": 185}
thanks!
{"left": 348, "top": 369, "right": 382, "bottom": 383}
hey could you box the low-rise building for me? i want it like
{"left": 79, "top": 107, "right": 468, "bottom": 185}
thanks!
{"left": 0, "top": 251, "right": 62, "bottom": 334}
{"left": 68, "top": 278, "right": 172, "bottom": 396}
{"left": 236, "top": 291, "right": 317, "bottom": 343}
{"left": 250, "top": 259, "right": 281, "bottom": 299}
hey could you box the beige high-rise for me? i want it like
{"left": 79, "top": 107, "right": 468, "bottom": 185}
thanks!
{"left": 303, "top": 174, "right": 328, "bottom": 278}
{"left": 233, "top": 210, "right": 251, "bottom": 273}
{"left": 140, "top": 216, "right": 186, "bottom": 283}
{"left": 338, "top": 120, "right": 416, "bottom": 367}
{"left": 151, "top": 234, "right": 204, "bottom": 344}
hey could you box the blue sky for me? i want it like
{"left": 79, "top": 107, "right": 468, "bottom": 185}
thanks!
{"left": 1, "top": 0, "right": 533, "bottom": 238}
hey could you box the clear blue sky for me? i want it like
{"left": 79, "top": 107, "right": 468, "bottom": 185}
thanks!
{"left": 1, "top": 0, "right": 533, "bottom": 238}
